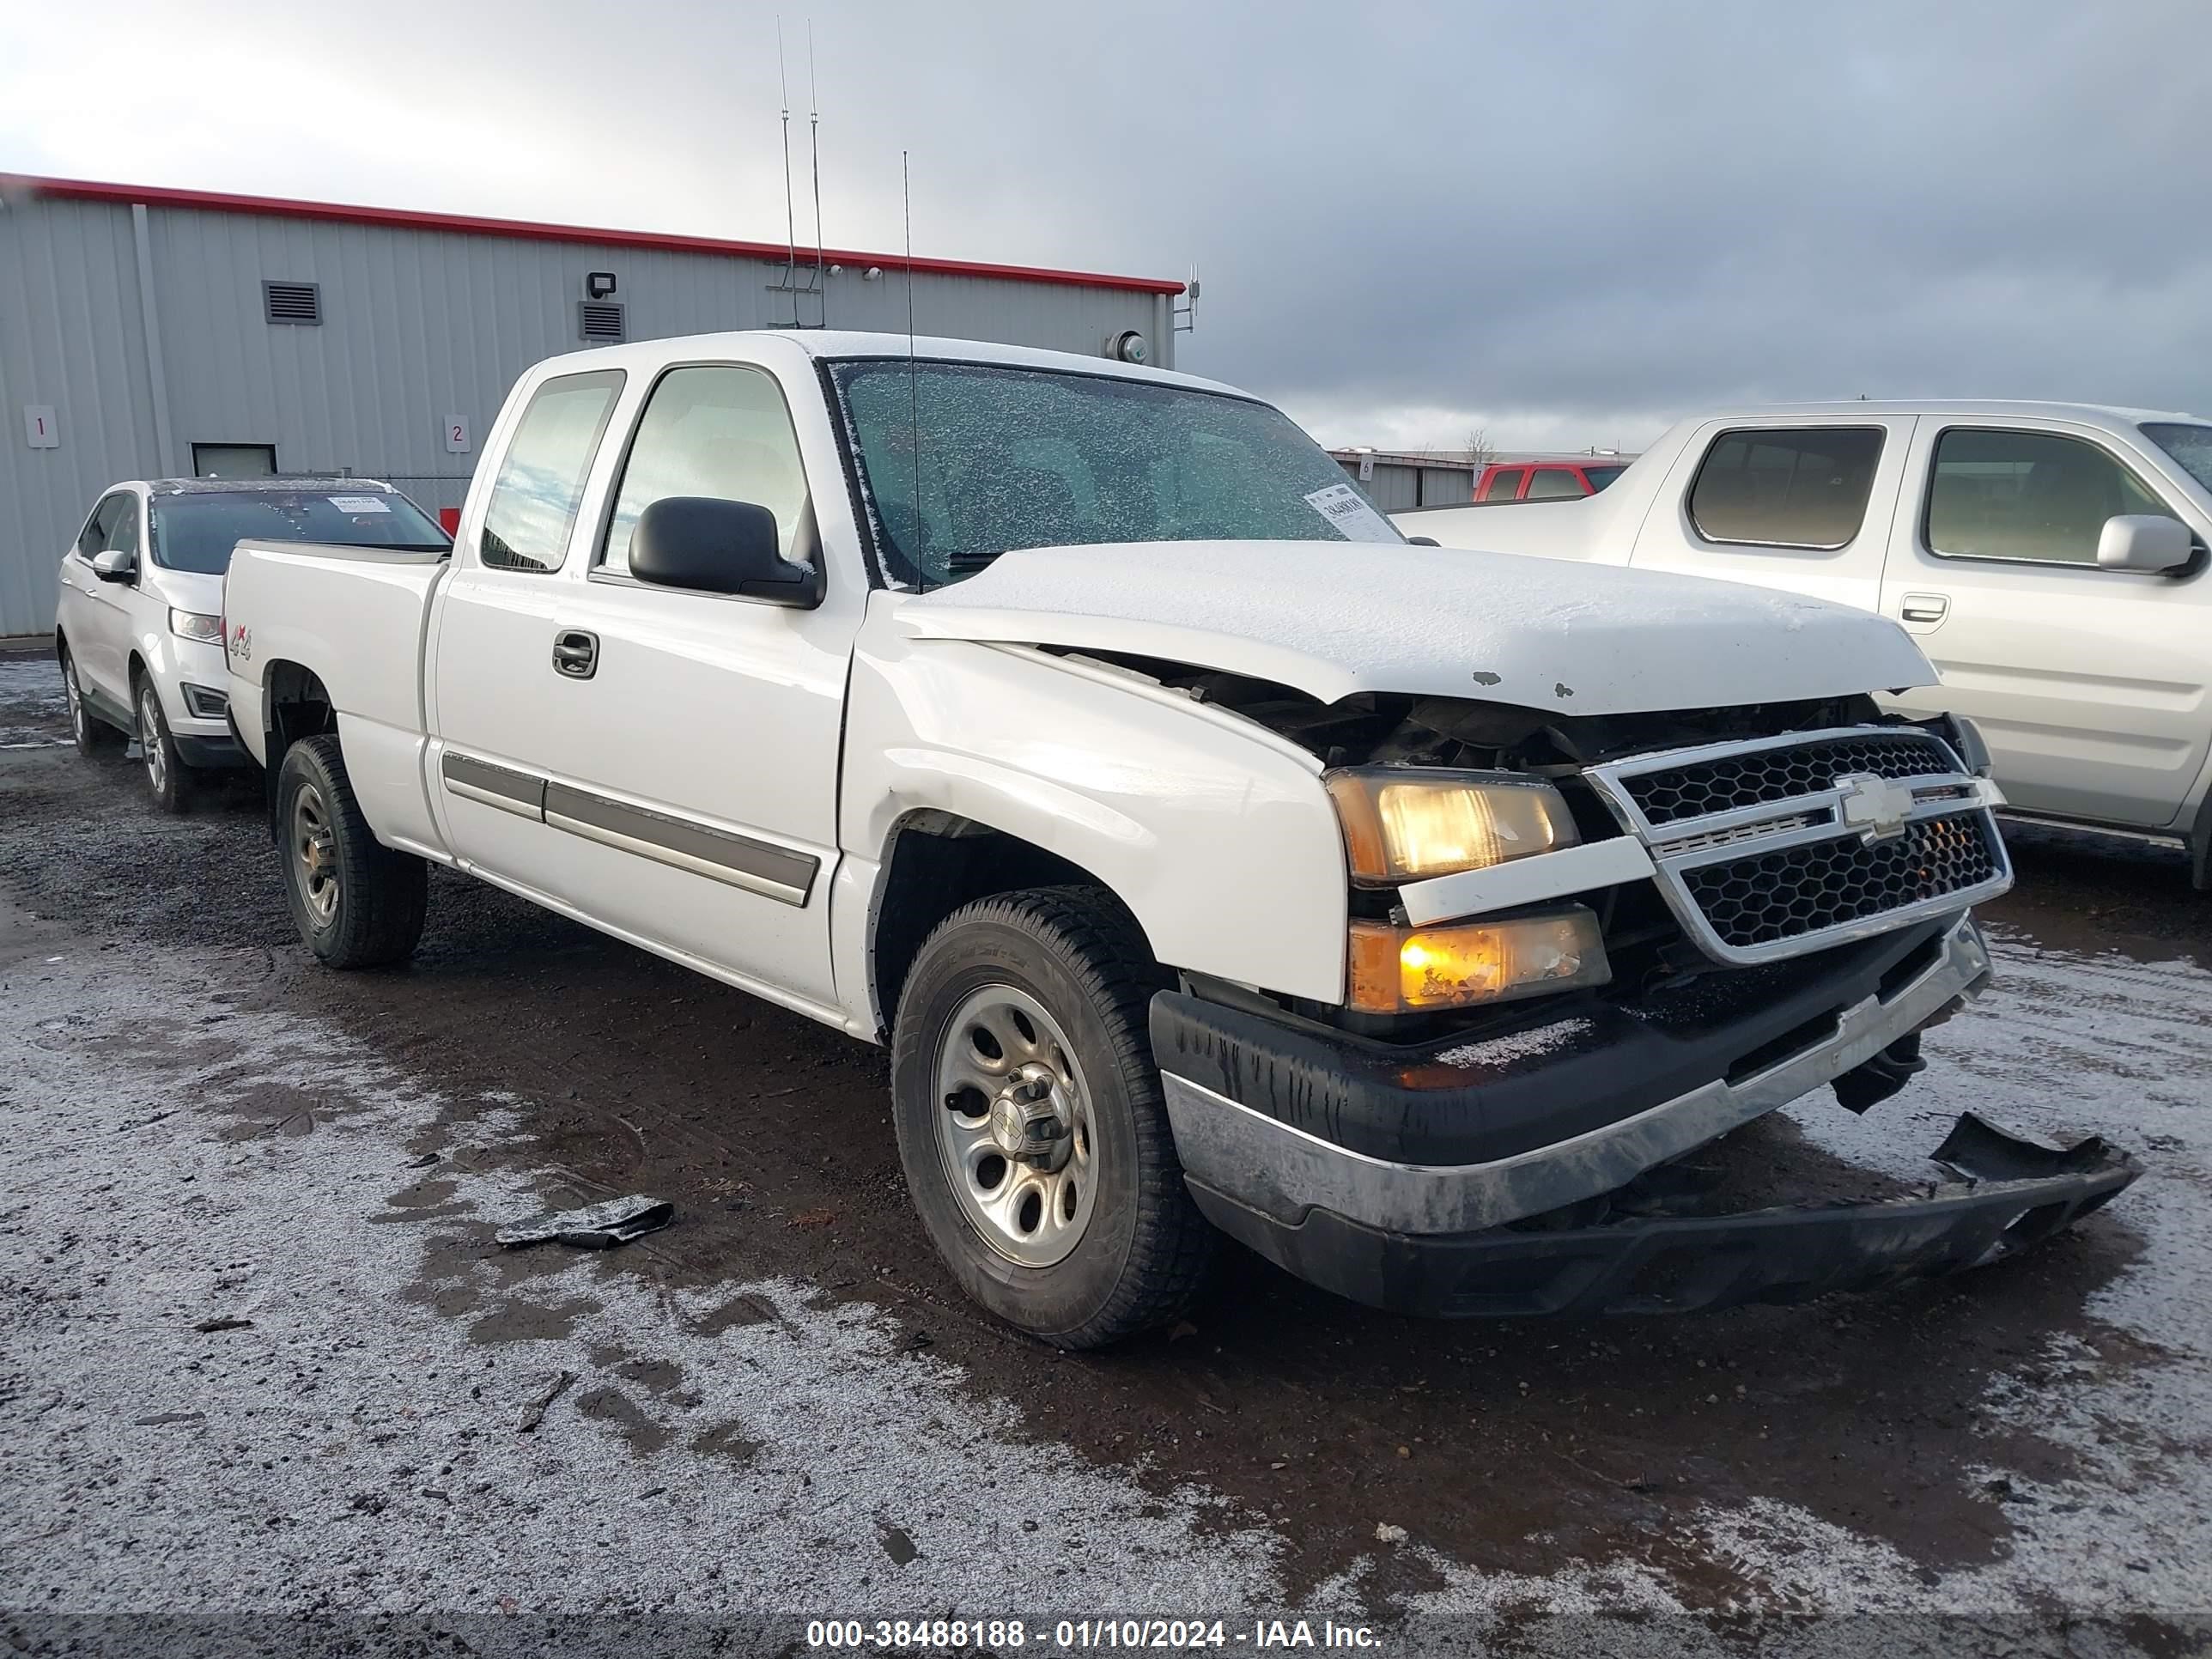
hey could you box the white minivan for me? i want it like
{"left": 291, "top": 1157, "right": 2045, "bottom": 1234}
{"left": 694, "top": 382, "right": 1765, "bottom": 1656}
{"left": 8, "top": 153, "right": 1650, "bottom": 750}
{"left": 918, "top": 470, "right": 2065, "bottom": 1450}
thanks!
{"left": 54, "top": 477, "right": 449, "bottom": 810}
{"left": 1397, "top": 404, "right": 2212, "bottom": 885}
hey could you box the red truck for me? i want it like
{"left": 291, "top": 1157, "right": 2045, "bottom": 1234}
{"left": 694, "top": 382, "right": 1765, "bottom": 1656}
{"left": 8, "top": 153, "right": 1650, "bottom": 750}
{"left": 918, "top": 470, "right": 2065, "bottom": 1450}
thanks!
{"left": 1475, "top": 456, "right": 1629, "bottom": 501}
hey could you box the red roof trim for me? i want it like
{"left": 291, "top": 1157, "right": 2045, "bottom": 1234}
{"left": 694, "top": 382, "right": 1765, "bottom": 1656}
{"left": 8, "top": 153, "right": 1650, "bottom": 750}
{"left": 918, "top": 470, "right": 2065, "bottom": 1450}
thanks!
{"left": 2, "top": 174, "right": 1184, "bottom": 296}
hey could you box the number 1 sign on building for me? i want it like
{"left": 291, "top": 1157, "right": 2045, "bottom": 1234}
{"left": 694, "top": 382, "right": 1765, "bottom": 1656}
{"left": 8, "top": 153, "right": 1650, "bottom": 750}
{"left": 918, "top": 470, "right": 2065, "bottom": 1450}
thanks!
{"left": 23, "top": 405, "right": 59, "bottom": 449}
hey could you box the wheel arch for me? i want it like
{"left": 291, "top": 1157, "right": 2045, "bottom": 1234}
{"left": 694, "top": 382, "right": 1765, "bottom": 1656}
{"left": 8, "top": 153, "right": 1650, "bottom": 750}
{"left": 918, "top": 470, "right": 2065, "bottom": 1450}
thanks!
{"left": 868, "top": 810, "right": 1150, "bottom": 1040}
{"left": 259, "top": 659, "right": 337, "bottom": 830}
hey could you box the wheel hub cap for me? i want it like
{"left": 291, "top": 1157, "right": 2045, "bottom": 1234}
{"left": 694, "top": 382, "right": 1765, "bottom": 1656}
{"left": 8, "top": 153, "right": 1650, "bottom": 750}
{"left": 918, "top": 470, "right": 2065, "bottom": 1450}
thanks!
{"left": 988, "top": 1065, "right": 1072, "bottom": 1168}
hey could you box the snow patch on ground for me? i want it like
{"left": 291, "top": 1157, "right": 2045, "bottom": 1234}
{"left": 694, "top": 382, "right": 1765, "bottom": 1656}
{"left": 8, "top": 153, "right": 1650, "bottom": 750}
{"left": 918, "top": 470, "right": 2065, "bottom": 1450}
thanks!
{"left": 3, "top": 920, "right": 2205, "bottom": 1644}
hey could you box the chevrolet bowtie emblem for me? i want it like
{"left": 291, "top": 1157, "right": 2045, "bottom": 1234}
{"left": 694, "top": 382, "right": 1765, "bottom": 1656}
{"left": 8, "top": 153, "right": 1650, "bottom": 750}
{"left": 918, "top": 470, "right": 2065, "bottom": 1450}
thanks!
{"left": 1835, "top": 772, "right": 1916, "bottom": 842}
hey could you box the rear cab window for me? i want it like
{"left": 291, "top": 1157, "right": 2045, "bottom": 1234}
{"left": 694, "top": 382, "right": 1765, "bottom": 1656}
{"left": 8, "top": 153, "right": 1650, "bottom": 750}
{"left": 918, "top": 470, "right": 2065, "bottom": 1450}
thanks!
{"left": 1924, "top": 428, "right": 2180, "bottom": 567}
{"left": 478, "top": 370, "right": 626, "bottom": 574}
{"left": 1687, "top": 428, "right": 1884, "bottom": 549}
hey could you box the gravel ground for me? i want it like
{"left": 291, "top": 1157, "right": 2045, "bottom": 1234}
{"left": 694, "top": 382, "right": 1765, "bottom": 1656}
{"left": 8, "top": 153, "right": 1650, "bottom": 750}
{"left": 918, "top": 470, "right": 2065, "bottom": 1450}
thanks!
{"left": 1, "top": 651, "right": 2207, "bottom": 1656}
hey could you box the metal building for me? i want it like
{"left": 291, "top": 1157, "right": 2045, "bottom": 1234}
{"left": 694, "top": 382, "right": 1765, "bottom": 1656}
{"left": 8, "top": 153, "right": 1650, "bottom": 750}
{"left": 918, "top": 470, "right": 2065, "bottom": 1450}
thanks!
{"left": 0, "top": 174, "right": 1185, "bottom": 637}
{"left": 1328, "top": 448, "right": 1478, "bottom": 510}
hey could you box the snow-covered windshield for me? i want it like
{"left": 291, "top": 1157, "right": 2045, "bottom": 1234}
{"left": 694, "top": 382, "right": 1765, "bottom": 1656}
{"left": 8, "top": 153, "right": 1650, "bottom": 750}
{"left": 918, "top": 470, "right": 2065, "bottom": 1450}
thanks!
{"left": 827, "top": 358, "right": 1401, "bottom": 588}
{"left": 2142, "top": 422, "right": 2212, "bottom": 494}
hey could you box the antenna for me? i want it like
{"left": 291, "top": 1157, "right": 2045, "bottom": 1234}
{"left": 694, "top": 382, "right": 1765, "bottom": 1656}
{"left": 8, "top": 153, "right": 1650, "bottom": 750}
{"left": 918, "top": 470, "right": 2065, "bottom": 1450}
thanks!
{"left": 809, "top": 21, "right": 825, "bottom": 319}
{"left": 777, "top": 18, "right": 797, "bottom": 308}
{"left": 904, "top": 150, "right": 923, "bottom": 590}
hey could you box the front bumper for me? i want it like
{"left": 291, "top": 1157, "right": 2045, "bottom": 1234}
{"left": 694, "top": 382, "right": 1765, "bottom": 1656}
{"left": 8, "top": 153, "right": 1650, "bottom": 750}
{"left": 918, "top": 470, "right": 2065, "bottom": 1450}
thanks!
{"left": 1186, "top": 1112, "right": 2138, "bottom": 1316}
{"left": 1157, "top": 915, "right": 1993, "bottom": 1237}
{"left": 1153, "top": 914, "right": 2137, "bottom": 1315}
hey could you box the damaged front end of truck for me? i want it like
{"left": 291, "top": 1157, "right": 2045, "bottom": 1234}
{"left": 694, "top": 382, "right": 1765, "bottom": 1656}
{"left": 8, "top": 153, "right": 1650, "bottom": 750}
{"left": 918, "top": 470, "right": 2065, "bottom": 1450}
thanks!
{"left": 1135, "top": 676, "right": 2142, "bottom": 1316}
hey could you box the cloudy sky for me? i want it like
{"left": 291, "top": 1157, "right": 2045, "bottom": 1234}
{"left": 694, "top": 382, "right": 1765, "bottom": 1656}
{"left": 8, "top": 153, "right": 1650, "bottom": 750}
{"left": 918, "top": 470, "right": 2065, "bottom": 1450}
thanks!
{"left": 6, "top": 0, "right": 2209, "bottom": 452}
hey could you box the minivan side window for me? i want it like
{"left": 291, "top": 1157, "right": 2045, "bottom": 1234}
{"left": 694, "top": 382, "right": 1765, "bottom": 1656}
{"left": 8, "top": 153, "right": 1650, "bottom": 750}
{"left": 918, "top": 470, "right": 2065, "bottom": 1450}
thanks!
{"left": 1687, "top": 428, "right": 1884, "bottom": 549}
{"left": 599, "top": 365, "right": 811, "bottom": 577}
{"left": 1926, "top": 428, "right": 2177, "bottom": 567}
{"left": 1525, "top": 467, "right": 1583, "bottom": 500}
{"left": 478, "top": 370, "right": 626, "bottom": 574}
{"left": 1481, "top": 468, "right": 1526, "bottom": 501}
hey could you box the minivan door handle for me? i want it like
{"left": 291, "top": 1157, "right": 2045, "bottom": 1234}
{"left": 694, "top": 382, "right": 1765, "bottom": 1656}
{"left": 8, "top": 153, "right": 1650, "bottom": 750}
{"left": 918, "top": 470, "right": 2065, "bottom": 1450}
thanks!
{"left": 1899, "top": 593, "right": 1949, "bottom": 624}
{"left": 551, "top": 629, "right": 600, "bottom": 679}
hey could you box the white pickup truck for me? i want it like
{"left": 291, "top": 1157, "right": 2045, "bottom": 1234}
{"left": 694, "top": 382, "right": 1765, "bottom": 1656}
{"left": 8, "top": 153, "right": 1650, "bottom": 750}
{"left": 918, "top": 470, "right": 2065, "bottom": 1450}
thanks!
{"left": 221, "top": 335, "right": 2136, "bottom": 1347}
{"left": 1397, "top": 403, "right": 2212, "bottom": 885}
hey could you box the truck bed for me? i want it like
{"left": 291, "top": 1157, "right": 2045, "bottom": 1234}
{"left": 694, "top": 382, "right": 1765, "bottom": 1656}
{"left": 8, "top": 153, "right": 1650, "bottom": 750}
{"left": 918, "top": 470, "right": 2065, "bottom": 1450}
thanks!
{"left": 221, "top": 538, "right": 448, "bottom": 787}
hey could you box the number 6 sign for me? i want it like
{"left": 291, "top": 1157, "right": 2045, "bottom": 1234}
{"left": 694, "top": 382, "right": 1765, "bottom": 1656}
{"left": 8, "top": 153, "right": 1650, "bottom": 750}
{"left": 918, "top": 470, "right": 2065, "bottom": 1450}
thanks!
{"left": 444, "top": 416, "right": 469, "bottom": 453}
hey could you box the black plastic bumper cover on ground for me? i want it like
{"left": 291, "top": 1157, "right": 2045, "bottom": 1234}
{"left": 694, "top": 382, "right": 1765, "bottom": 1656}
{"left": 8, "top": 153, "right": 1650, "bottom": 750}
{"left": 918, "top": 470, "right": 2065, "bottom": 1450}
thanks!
{"left": 1185, "top": 1112, "right": 2140, "bottom": 1318}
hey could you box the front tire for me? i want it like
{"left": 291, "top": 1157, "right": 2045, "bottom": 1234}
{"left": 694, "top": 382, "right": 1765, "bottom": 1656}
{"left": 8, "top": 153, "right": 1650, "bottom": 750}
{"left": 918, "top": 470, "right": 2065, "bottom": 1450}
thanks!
{"left": 890, "top": 886, "right": 1214, "bottom": 1349}
{"left": 135, "top": 676, "right": 196, "bottom": 814}
{"left": 61, "top": 647, "right": 120, "bottom": 757}
{"left": 275, "top": 734, "right": 428, "bottom": 969}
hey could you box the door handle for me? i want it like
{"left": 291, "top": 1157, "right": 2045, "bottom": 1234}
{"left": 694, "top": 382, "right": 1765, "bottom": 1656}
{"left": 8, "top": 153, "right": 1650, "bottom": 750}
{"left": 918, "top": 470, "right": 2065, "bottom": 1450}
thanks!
{"left": 1899, "top": 593, "right": 1949, "bottom": 624}
{"left": 551, "top": 629, "right": 599, "bottom": 679}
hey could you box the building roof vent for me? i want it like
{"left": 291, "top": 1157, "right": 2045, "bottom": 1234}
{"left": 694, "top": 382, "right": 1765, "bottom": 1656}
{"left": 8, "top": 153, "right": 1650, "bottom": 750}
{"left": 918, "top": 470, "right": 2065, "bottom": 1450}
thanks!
{"left": 263, "top": 281, "right": 322, "bottom": 325}
{"left": 578, "top": 301, "right": 627, "bottom": 343}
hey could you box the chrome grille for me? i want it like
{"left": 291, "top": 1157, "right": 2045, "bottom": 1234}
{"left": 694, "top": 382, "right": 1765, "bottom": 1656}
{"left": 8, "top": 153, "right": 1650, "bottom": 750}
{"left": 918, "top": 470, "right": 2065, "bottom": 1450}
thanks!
{"left": 1624, "top": 732, "right": 1958, "bottom": 826}
{"left": 1680, "top": 814, "right": 2003, "bottom": 951}
{"left": 1586, "top": 726, "right": 2012, "bottom": 966}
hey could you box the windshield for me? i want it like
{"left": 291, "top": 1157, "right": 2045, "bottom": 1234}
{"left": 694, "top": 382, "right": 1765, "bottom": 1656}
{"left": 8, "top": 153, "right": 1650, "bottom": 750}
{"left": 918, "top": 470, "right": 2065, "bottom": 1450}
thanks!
{"left": 827, "top": 359, "right": 1401, "bottom": 587}
{"left": 1583, "top": 465, "right": 1627, "bottom": 492}
{"left": 2141, "top": 422, "right": 2212, "bottom": 494}
{"left": 149, "top": 489, "right": 449, "bottom": 574}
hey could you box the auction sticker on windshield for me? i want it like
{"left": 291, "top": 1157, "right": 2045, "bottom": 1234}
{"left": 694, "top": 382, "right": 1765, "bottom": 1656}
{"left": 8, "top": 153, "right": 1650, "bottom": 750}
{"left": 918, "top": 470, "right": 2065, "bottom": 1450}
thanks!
{"left": 1303, "top": 482, "right": 1398, "bottom": 543}
{"left": 327, "top": 495, "right": 391, "bottom": 514}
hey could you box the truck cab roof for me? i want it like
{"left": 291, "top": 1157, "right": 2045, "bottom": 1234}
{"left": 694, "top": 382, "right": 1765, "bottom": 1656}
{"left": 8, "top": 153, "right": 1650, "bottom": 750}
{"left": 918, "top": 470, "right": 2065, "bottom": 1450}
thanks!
{"left": 534, "top": 328, "right": 1243, "bottom": 398}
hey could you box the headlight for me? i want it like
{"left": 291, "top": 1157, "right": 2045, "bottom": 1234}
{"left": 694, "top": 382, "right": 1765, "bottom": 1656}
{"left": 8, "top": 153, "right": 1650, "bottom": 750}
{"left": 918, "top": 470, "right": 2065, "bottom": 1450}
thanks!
{"left": 1347, "top": 908, "right": 1611, "bottom": 1013}
{"left": 1325, "top": 767, "right": 1580, "bottom": 885}
{"left": 169, "top": 608, "right": 224, "bottom": 644}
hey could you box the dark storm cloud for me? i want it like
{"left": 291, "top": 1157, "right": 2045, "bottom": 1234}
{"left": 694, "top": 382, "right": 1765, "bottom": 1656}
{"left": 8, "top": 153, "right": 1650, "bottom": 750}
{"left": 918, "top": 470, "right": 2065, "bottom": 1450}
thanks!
{"left": 991, "top": 0, "right": 2212, "bottom": 434}
{"left": 662, "top": 0, "right": 2212, "bottom": 440}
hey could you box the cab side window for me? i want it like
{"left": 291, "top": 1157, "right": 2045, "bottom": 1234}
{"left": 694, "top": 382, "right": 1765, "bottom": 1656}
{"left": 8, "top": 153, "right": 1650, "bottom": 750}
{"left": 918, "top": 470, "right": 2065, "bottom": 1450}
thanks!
{"left": 1688, "top": 428, "right": 1884, "bottom": 549}
{"left": 1525, "top": 467, "right": 1583, "bottom": 500}
{"left": 599, "top": 365, "right": 811, "bottom": 578}
{"left": 1926, "top": 428, "right": 2178, "bottom": 567}
{"left": 1481, "top": 467, "right": 1526, "bottom": 501}
{"left": 478, "top": 370, "right": 626, "bottom": 574}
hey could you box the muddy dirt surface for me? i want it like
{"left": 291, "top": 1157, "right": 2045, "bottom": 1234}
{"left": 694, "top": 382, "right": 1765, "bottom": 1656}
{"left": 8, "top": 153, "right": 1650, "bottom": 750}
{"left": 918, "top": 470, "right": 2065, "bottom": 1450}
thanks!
{"left": 1, "top": 652, "right": 2206, "bottom": 1655}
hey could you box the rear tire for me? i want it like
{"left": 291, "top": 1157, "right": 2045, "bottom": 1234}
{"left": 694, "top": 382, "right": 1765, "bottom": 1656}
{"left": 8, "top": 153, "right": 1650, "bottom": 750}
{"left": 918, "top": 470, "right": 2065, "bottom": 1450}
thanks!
{"left": 135, "top": 675, "right": 196, "bottom": 814}
{"left": 61, "top": 647, "right": 120, "bottom": 757}
{"left": 275, "top": 734, "right": 428, "bottom": 969}
{"left": 890, "top": 885, "right": 1214, "bottom": 1349}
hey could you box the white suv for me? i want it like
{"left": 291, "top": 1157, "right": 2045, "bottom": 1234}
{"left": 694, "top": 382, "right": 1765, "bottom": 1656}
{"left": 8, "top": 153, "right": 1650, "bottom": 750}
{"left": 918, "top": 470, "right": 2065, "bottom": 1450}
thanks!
{"left": 54, "top": 477, "right": 448, "bottom": 810}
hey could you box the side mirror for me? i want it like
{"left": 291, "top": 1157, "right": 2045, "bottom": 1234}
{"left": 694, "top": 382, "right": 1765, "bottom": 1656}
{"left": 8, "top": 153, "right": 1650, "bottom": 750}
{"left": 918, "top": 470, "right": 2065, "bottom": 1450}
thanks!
{"left": 629, "top": 496, "right": 821, "bottom": 606}
{"left": 89, "top": 549, "right": 137, "bottom": 583}
{"left": 1407, "top": 536, "right": 1441, "bottom": 547}
{"left": 2096, "top": 514, "right": 2193, "bottom": 573}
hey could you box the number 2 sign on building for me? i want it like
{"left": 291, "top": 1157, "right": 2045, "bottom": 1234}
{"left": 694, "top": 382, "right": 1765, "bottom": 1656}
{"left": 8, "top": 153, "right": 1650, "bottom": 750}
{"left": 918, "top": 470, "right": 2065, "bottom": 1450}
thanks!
{"left": 23, "top": 405, "right": 59, "bottom": 449}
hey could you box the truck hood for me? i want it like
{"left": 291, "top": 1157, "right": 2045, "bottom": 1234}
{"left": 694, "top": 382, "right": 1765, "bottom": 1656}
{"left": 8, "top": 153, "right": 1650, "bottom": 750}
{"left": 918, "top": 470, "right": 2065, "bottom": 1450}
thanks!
{"left": 896, "top": 540, "right": 1934, "bottom": 715}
